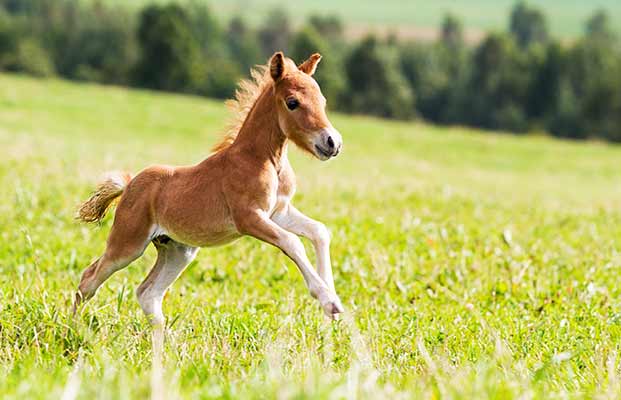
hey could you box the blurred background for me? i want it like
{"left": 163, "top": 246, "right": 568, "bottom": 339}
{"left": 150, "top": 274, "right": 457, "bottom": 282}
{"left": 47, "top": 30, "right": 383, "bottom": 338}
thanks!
{"left": 0, "top": 0, "right": 619, "bottom": 141}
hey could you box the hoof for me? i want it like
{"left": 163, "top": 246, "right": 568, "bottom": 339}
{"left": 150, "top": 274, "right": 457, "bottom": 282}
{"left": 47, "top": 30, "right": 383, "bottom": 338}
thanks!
{"left": 72, "top": 291, "right": 84, "bottom": 316}
{"left": 320, "top": 293, "right": 345, "bottom": 320}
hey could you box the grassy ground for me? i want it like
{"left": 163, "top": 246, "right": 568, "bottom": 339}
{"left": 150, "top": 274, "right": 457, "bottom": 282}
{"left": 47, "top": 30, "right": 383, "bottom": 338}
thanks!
{"left": 1, "top": 73, "right": 621, "bottom": 399}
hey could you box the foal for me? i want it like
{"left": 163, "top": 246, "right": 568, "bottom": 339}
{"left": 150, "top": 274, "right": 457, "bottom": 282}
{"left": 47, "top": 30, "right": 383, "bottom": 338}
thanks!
{"left": 74, "top": 52, "right": 344, "bottom": 324}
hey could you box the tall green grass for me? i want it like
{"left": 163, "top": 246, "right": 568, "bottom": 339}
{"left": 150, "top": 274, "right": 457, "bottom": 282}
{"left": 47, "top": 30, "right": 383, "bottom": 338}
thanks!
{"left": 1, "top": 73, "right": 621, "bottom": 398}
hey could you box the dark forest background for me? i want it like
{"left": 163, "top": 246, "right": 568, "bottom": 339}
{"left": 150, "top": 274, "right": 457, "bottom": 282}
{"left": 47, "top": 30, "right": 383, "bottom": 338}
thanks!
{"left": 1, "top": 0, "right": 620, "bottom": 141}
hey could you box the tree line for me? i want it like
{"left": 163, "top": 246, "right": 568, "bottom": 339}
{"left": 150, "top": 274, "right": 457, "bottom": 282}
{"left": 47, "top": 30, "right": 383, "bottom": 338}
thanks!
{"left": 1, "top": 0, "right": 620, "bottom": 142}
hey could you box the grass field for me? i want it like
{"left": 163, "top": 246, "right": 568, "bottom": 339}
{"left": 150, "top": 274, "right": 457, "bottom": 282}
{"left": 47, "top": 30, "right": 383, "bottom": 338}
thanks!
{"left": 1, "top": 73, "right": 621, "bottom": 399}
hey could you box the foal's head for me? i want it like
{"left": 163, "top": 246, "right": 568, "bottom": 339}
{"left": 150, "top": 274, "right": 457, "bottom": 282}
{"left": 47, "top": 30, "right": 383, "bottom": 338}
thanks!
{"left": 269, "top": 52, "right": 343, "bottom": 161}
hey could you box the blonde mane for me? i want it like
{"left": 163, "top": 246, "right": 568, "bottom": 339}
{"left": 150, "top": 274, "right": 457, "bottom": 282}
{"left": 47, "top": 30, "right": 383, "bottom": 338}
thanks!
{"left": 211, "top": 65, "right": 272, "bottom": 153}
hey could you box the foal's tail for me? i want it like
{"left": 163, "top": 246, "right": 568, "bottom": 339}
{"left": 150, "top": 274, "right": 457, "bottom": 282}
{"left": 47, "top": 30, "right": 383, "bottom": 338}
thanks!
{"left": 77, "top": 171, "right": 132, "bottom": 223}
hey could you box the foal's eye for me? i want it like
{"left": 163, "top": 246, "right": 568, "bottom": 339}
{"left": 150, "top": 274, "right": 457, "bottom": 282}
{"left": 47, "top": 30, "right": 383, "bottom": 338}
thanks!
{"left": 285, "top": 98, "right": 299, "bottom": 111}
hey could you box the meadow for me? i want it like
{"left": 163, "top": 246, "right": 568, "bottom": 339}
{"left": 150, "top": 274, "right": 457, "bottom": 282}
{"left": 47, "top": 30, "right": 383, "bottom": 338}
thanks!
{"left": 1, "top": 73, "right": 621, "bottom": 399}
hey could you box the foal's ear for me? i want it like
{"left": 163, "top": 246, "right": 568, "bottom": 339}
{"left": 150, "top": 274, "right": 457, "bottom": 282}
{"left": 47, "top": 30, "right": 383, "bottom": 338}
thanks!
{"left": 270, "top": 52, "right": 286, "bottom": 81}
{"left": 298, "top": 53, "right": 322, "bottom": 76}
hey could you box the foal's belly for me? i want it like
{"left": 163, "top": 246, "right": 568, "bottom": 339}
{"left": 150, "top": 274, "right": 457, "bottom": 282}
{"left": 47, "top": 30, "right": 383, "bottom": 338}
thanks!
{"left": 160, "top": 214, "right": 241, "bottom": 248}
{"left": 170, "top": 227, "right": 241, "bottom": 248}
{"left": 157, "top": 194, "right": 242, "bottom": 247}
{"left": 155, "top": 177, "right": 242, "bottom": 248}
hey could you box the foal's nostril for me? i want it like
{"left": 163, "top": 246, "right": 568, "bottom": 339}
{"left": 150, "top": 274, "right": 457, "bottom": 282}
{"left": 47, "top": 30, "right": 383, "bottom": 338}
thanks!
{"left": 327, "top": 135, "right": 335, "bottom": 149}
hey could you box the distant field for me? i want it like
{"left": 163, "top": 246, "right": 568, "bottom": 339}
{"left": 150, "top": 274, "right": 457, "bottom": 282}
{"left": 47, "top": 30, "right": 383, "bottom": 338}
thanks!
{"left": 2, "top": 73, "right": 621, "bottom": 398}
{"left": 213, "top": 0, "right": 621, "bottom": 39}
{"left": 97, "top": 0, "right": 621, "bottom": 40}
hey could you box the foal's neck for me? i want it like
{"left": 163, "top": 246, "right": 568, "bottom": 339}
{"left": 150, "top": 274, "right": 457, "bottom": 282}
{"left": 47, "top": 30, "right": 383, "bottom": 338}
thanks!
{"left": 232, "top": 86, "right": 288, "bottom": 169}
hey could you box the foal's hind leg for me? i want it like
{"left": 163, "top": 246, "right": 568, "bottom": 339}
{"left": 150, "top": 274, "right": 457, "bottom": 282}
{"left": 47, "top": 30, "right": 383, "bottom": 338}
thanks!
{"left": 136, "top": 238, "right": 198, "bottom": 326}
{"left": 74, "top": 207, "right": 154, "bottom": 310}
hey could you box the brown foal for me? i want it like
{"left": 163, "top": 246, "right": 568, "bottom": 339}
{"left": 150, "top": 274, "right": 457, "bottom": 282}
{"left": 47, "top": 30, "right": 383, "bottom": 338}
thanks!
{"left": 74, "top": 52, "right": 344, "bottom": 325}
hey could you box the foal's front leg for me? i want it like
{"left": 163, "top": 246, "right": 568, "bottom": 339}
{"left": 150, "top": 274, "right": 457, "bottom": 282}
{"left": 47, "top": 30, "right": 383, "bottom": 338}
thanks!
{"left": 272, "top": 204, "right": 336, "bottom": 293}
{"left": 235, "top": 210, "right": 344, "bottom": 318}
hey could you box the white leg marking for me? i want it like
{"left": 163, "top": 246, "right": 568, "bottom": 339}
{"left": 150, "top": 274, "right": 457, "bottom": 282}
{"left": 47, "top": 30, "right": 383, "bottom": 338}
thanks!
{"left": 137, "top": 241, "right": 199, "bottom": 325}
{"left": 238, "top": 211, "right": 343, "bottom": 318}
{"left": 273, "top": 204, "right": 336, "bottom": 293}
{"left": 275, "top": 228, "right": 343, "bottom": 318}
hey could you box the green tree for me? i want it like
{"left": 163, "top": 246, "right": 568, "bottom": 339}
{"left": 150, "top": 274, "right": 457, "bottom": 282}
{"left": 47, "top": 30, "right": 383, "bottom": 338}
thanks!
{"left": 134, "top": 4, "right": 202, "bottom": 92}
{"left": 227, "top": 16, "right": 261, "bottom": 72}
{"left": 344, "top": 36, "right": 414, "bottom": 119}
{"left": 399, "top": 16, "right": 468, "bottom": 125}
{"left": 399, "top": 43, "right": 449, "bottom": 122}
{"left": 308, "top": 14, "right": 343, "bottom": 43}
{"left": 547, "top": 79, "right": 584, "bottom": 139}
{"left": 585, "top": 9, "right": 615, "bottom": 43}
{"left": 202, "top": 58, "right": 240, "bottom": 99}
{"left": 527, "top": 41, "right": 563, "bottom": 120}
{"left": 11, "top": 37, "right": 54, "bottom": 76}
{"left": 441, "top": 13, "right": 464, "bottom": 51}
{"left": 0, "top": 0, "right": 42, "bottom": 15}
{"left": 0, "top": 7, "right": 55, "bottom": 77}
{"left": 564, "top": 35, "right": 621, "bottom": 140}
{"left": 183, "top": 1, "right": 239, "bottom": 98}
{"left": 0, "top": 11, "right": 15, "bottom": 66}
{"left": 186, "top": 1, "right": 223, "bottom": 57}
{"left": 257, "top": 8, "right": 291, "bottom": 58}
{"left": 59, "top": 4, "right": 136, "bottom": 84}
{"left": 467, "top": 33, "right": 533, "bottom": 132}
{"left": 509, "top": 2, "right": 549, "bottom": 49}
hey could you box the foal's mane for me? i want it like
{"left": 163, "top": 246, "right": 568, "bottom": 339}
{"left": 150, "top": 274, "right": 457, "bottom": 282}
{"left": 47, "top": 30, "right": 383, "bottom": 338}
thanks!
{"left": 211, "top": 65, "right": 272, "bottom": 153}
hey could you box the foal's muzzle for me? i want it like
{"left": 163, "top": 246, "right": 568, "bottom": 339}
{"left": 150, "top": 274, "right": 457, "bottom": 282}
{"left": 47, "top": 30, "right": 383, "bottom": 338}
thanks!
{"left": 313, "top": 127, "right": 343, "bottom": 161}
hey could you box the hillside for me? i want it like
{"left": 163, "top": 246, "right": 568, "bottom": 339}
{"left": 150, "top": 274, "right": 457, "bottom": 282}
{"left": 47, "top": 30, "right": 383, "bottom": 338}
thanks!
{"left": 1, "top": 73, "right": 621, "bottom": 398}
